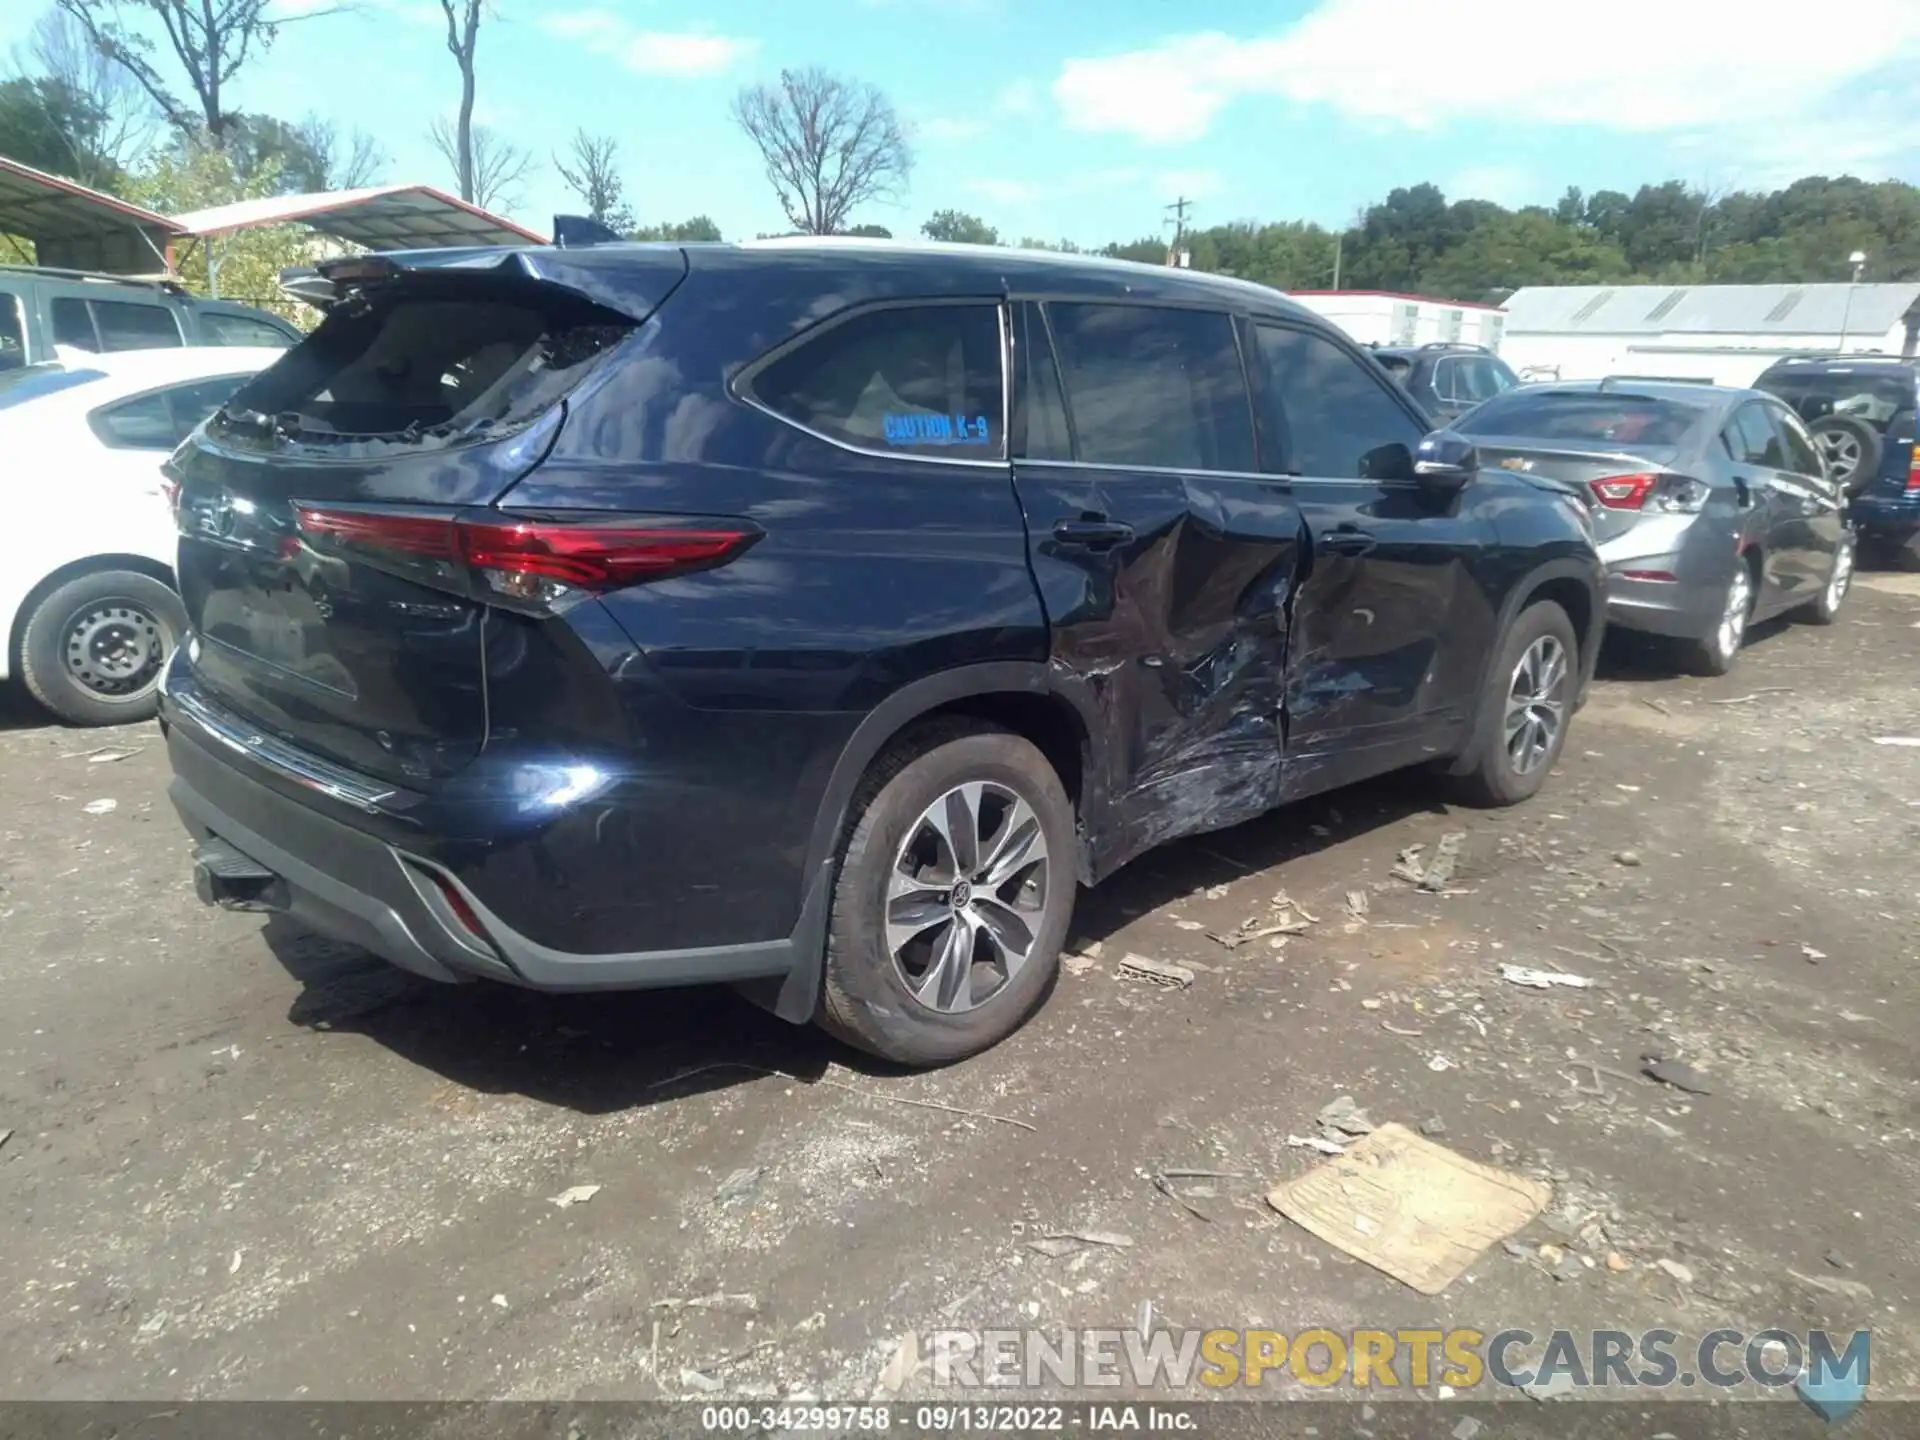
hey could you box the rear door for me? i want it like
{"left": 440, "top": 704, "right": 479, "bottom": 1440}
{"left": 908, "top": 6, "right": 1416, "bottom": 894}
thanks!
{"left": 169, "top": 264, "right": 678, "bottom": 786}
{"left": 1009, "top": 299, "right": 1302, "bottom": 868}
{"left": 1762, "top": 397, "right": 1848, "bottom": 599}
{"left": 1725, "top": 400, "right": 1803, "bottom": 604}
{"left": 1249, "top": 319, "right": 1497, "bottom": 791}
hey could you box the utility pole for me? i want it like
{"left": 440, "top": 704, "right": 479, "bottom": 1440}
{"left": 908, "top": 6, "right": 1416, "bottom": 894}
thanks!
{"left": 1332, "top": 232, "right": 1343, "bottom": 289}
{"left": 1164, "top": 196, "right": 1192, "bottom": 267}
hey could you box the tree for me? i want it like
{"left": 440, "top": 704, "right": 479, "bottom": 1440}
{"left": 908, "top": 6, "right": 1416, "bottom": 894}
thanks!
{"left": 436, "top": 0, "right": 482, "bottom": 202}
{"left": 554, "top": 129, "right": 632, "bottom": 231}
{"left": 429, "top": 117, "right": 530, "bottom": 213}
{"left": 844, "top": 223, "right": 891, "bottom": 238}
{"left": 15, "top": 6, "right": 158, "bottom": 186}
{"left": 627, "top": 215, "right": 722, "bottom": 242}
{"left": 294, "top": 114, "right": 386, "bottom": 190}
{"left": 730, "top": 67, "right": 911, "bottom": 235}
{"left": 921, "top": 209, "right": 997, "bottom": 245}
{"left": 52, "top": 0, "right": 299, "bottom": 140}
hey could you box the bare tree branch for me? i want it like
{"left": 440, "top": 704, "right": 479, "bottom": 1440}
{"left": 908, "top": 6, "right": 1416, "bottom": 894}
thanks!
{"left": 436, "top": 0, "right": 480, "bottom": 201}
{"left": 294, "top": 112, "right": 387, "bottom": 189}
{"left": 730, "top": 67, "right": 911, "bottom": 235}
{"left": 430, "top": 116, "right": 528, "bottom": 213}
{"left": 17, "top": 6, "right": 161, "bottom": 184}
{"left": 51, "top": 0, "right": 295, "bottom": 139}
{"left": 553, "top": 128, "right": 631, "bottom": 230}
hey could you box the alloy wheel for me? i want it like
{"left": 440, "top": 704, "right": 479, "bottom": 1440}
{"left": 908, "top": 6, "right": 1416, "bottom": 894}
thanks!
{"left": 1717, "top": 567, "right": 1753, "bottom": 660}
{"left": 63, "top": 602, "right": 167, "bottom": 697}
{"left": 1504, "top": 634, "right": 1569, "bottom": 777}
{"left": 1826, "top": 539, "right": 1854, "bottom": 612}
{"left": 1814, "top": 430, "right": 1862, "bottom": 486}
{"left": 886, "top": 781, "right": 1050, "bottom": 1013}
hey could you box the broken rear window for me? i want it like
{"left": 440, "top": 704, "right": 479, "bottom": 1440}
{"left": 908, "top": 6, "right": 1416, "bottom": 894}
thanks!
{"left": 212, "top": 283, "right": 633, "bottom": 452}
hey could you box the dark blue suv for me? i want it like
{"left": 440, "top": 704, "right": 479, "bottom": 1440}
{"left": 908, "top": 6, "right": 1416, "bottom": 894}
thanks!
{"left": 159, "top": 240, "right": 1602, "bottom": 1064}
{"left": 1753, "top": 354, "right": 1920, "bottom": 559}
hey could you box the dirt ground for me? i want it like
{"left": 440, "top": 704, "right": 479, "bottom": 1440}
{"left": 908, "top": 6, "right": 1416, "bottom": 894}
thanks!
{"left": 1, "top": 574, "right": 1917, "bottom": 1419}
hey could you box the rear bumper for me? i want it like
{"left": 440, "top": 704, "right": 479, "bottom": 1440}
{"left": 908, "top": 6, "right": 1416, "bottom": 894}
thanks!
{"left": 1596, "top": 513, "right": 1737, "bottom": 640}
{"left": 163, "top": 694, "right": 817, "bottom": 995}
{"left": 1849, "top": 492, "right": 1920, "bottom": 541}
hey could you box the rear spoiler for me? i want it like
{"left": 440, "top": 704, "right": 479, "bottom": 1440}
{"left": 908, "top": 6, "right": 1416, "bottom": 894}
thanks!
{"left": 275, "top": 241, "right": 688, "bottom": 322}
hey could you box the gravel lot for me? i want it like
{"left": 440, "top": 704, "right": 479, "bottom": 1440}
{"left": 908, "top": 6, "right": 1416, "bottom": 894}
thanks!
{"left": 2, "top": 574, "right": 1917, "bottom": 1416}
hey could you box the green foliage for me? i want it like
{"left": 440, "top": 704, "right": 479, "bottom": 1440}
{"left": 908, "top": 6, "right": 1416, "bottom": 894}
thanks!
{"left": 127, "top": 138, "right": 318, "bottom": 323}
{"left": 627, "top": 215, "right": 724, "bottom": 242}
{"left": 0, "top": 74, "right": 128, "bottom": 190}
{"left": 921, "top": 209, "right": 998, "bottom": 245}
{"left": 843, "top": 223, "right": 892, "bottom": 238}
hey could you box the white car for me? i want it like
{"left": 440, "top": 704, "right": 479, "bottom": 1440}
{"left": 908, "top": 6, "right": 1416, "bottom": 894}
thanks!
{"left": 0, "top": 347, "right": 282, "bottom": 726}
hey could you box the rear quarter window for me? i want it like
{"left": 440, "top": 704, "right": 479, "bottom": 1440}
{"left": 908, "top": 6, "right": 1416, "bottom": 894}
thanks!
{"left": 748, "top": 302, "right": 1005, "bottom": 459}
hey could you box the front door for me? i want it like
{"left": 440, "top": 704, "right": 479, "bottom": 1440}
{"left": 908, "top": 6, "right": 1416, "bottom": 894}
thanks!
{"left": 1247, "top": 319, "right": 1500, "bottom": 795}
{"left": 1761, "top": 397, "right": 1849, "bottom": 604}
{"left": 1008, "top": 299, "right": 1304, "bottom": 876}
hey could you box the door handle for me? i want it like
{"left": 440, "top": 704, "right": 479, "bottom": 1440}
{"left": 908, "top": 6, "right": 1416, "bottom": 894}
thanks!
{"left": 1052, "top": 518, "right": 1134, "bottom": 549}
{"left": 1320, "top": 526, "right": 1377, "bottom": 556}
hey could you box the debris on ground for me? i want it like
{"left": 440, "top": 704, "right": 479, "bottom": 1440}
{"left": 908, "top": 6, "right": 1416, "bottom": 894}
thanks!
{"left": 1119, "top": 954, "right": 1194, "bottom": 989}
{"left": 1606, "top": 1252, "right": 1632, "bottom": 1272}
{"left": 1642, "top": 1056, "right": 1714, "bottom": 1094}
{"left": 1788, "top": 1269, "right": 1874, "bottom": 1303}
{"left": 1203, "top": 884, "right": 1231, "bottom": 901}
{"left": 1152, "top": 1172, "right": 1214, "bottom": 1223}
{"left": 1427, "top": 1054, "right": 1456, "bottom": 1072}
{"left": 1655, "top": 1259, "right": 1694, "bottom": 1285}
{"left": 1418, "top": 1116, "right": 1446, "bottom": 1137}
{"left": 1499, "top": 964, "right": 1595, "bottom": 990}
{"left": 651, "top": 1292, "right": 761, "bottom": 1315}
{"left": 1521, "top": 1371, "right": 1578, "bottom": 1401}
{"left": 1392, "top": 833, "right": 1466, "bottom": 891}
{"left": 1287, "top": 1134, "right": 1347, "bottom": 1155}
{"left": 1344, "top": 889, "right": 1369, "bottom": 919}
{"left": 0, "top": 1129, "right": 11, "bottom": 1154}
{"left": 678, "top": 1367, "right": 725, "bottom": 1394}
{"left": 1173, "top": 919, "right": 1205, "bottom": 931}
{"left": 61, "top": 746, "right": 142, "bottom": 763}
{"left": 81, "top": 799, "right": 116, "bottom": 816}
{"left": 1614, "top": 850, "right": 1642, "bottom": 867}
{"left": 1870, "top": 736, "right": 1920, "bottom": 747}
{"left": 716, "top": 1167, "right": 765, "bottom": 1205}
{"left": 1265, "top": 1122, "right": 1550, "bottom": 1295}
{"left": 1026, "top": 1237, "right": 1080, "bottom": 1258}
{"left": 548, "top": 1184, "right": 602, "bottom": 1209}
{"left": 1706, "top": 688, "right": 1793, "bottom": 706}
{"left": 1390, "top": 845, "right": 1426, "bottom": 885}
{"left": 1801, "top": 943, "right": 1827, "bottom": 963}
{"left": 1207, "top": 911, "right": 1311, "bottom": 949}
{"left": 1040, "top": 1230, "right": 1134, "bottom": 1250}
{"left": 1315, "top": 1095, "right": 1376, "bottom": 1138}
{"left": 1062, "top": 953, "right": 1099, "bottom": 976}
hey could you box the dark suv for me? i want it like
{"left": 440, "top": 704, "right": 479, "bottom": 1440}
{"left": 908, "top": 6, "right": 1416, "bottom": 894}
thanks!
{"left": 159, "top": 241, "right": 1602, "bottom": 1065}
{"left": 1752, "top": 355, "right": 1919, "bottom": 558}
{"left": 1370, "top": 342, "right": 1520, "bottom": 424}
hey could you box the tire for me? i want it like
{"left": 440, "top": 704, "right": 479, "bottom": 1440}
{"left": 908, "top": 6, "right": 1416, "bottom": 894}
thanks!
{"left": 819, "top": 722, "right": 1077, "bottom": 1066}
{"left": 1451, "top": 600, "right": 1579, "bottom": 808}
{"left": 1676, "top": 560, "right": 1755, "bottom": 676}
{"left": 18, "top": 570, "right": 185, "bottom": 727}
{"left": 1809, "top": 415, "right": 1882, "bottom": 497}
{"left": 1800, "top": 533, "right": 1854, "bottom": 626}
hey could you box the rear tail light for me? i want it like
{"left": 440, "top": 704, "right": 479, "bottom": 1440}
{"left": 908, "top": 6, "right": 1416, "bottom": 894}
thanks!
{"left": 1907, "top": 449, "right": 1919, "bottom": 494}
{"left": 1587, "top": 473, "right": 1707, "bottom": 514}
{"left": 292, "top": 505, "right": 759, "bottom": 611}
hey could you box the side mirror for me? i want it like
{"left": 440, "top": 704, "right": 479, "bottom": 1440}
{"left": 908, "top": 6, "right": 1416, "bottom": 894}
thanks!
{"left": 1414, "top": 429, "right": 1478, "bottom": 494}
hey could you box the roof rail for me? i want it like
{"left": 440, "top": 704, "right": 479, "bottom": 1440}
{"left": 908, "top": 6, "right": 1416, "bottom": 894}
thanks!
{"left": 1419, "top": 341, "right": 1488, "bottom": 352}
{"left": 0, "top": 262, "right": 186, "bottom": 294}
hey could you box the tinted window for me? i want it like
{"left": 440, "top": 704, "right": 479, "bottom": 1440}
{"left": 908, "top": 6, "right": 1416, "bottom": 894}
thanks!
{"left": 93, "top": 300, "right": 183, "bottom": 351}
{"left": 1046, "top": 303, "right": 1254, "bottom": 472}
{"left": 1458, "top": 390, "right": 1704, "bottom": 446}
{"left": 1255, "top": 323, "right": 1422, "bottom": 478}
{"left": 90, "top": 390, "right": 177, "bottom": 448}
{"left": 166, "top": 375, "right": 252, "bottom": 435}
{"left": 1725, "top": 403, "right": 1784, "bottom": 467}
{"left": 199, "top": 312, "right": 294, "bottom": 348}
{"left": 1016, "top": 302, "right": 1072, "bottom": 462}
{"left": 0, "top": 290, "right": 23, "bottom": 372}
{"left": 52, "top": 297, "right": 97, "bottom": 351}
{"left": 1765, "top": 402, "right": 1823, "bottom": 477}
{"left": 752, "top": 303, "right": 1003, "bottom": 458}
{"left": 1435, "top": 354, "right": 1517, "bottom": 404}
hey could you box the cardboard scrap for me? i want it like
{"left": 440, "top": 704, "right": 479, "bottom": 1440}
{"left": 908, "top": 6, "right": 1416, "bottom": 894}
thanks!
{"left": 1266, "top": 1122, "right": 1550, "bottom": 1296}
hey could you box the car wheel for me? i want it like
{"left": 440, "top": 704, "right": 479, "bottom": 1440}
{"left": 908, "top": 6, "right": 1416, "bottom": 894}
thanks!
{"left": 1808, "top": 415, "right": 1882, "bottom": 497}
{"left": 1801, "top": 534, "right": 1854, "bottom": 626}
{"left": 18, "top": 570, "right": 184, "bottom": 727}
{"left": 1451, "top": 600, "right": 1578, "bottom": 807}
{"left": 819, "top": 723, "right": 1076, "bottom": 1066}
{"left": 1677, "top": 562, "right": 1754, "bottom": 676}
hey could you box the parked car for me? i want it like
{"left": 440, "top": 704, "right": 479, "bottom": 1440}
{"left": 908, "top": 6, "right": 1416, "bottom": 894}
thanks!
{"left": 1751, "top": 354, "right": 1918, "bottom": 563}
{"left": 160, "top": 241, "right": 1602, "bottom": 1065}
{"left": 0, "top": 264, "right": 300, "bottom": 373}
{"left": 1456, "top": 380, "right": 1854, "bottom": 674}
{"left": 1, "top": 347, "right": 282, "bottom": 725}
{"left": 1370, "top": 342, "right": 1521, "bottom": 424}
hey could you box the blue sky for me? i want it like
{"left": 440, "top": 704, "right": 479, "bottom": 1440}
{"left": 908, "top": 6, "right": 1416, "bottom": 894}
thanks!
{"left": 8, "top": 0, "right": 1920, "bottom": 245}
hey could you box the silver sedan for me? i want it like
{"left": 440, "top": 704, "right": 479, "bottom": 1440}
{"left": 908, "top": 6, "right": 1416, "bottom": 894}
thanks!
{"left": 1456, "top": 380, "right": 1854, "bottom": 674}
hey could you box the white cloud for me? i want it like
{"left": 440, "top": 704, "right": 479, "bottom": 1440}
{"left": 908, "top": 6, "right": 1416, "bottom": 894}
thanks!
{"left": 1052, "top": 0, "right": 1920, "bottom": 159}
{"left": 541, "top": 11, "right": 755, "bottom": 76}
